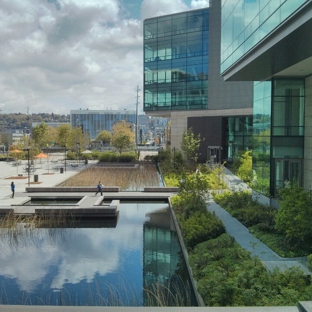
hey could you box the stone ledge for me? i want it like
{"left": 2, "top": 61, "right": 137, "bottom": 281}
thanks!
{"left": 26, "top": 187, "right": 120, "bottom": 192}
{"left": 144, "top": 187, "right": 179, "bottom": 192}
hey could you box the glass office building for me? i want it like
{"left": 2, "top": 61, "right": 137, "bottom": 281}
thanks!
{"left": 144, "top": 9, "right": 209, "bottom": 112}
{"left": 70, "top": 110, "right": 136, "bottom": 140}
{"left": 221, "top": 0, "right": 312, "bottom": 199}
{"left": 221, "top": 0, "right": 309, "bottom": 75}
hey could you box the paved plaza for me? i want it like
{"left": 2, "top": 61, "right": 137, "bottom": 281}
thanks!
{"left": 0, "top": 153, "right": 93, "bottom": 207}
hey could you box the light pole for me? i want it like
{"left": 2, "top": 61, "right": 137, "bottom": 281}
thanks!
{"left": 64, "top": 144, "right": 67, "bottom": 172}
{"left": 76, "top": 142, "right": 80, "bottom": 163}
{"left": 23, "top": 147, "right": 30, "bottom": 186}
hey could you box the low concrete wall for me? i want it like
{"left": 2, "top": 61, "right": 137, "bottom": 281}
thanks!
{"left": 144, "top": 187, "right": 179, "bottom": 192}
{"left": 25, "top": 187, "right": 120, "bottom": 192}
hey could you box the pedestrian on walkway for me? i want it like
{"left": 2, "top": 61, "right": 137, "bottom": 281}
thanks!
{"left": 95, "top": 181, "right": 103, "bottom": 196}
{"left": 10, "top": 181, "right": 15, "bottom": 198}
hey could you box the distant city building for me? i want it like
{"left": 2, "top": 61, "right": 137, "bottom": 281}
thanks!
{"left": 70, "top": 109, "right": 136, "bottom": 140}
{"left": 138, "top": 115, "right": 150, "bottom": 126}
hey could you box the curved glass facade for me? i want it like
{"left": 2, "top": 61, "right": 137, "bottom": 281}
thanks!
{"left": 144, "top": 9, "right": 209, "bottom": 112}
{"left": 221, "top": 0, "right": 308, "bottom": 73}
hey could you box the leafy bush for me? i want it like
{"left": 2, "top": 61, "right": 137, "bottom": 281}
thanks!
{"left": 66, "top": 150, "right": 76, "bottom": 160}
{"left": 307, "top": 254, "right": 312, "bottom": 271}
{"left": 189, "top": 233, "right": 312, "bottom": 306}
{"left": 172, "top": 192, "right": 207, "bottom": 220}
{"left": 276, "top": 185, "right": 312, "bottom": 244}
{"left": 99, "top": 152, "right": 118, "bottom": 162}
{"left": 164, "top": 173, "right": 180, "bottom": 187}
{"left": 180, "top": 211, "right": 225, "bottom": 249}
{"left": 214, "top": 191, "right": 276, "bottom": 228}
{"left": 118, "top": 152, "right": 136, "bottom": 162}
{"left": 91, "top": 151, "right": 100, "bottom": 159}
{"left": 158, "top": 149, "right": 185, "bottom": 175}
{"left": 98, "top": 152, "right": 136, "bottom": 162}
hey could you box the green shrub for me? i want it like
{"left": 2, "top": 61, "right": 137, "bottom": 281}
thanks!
{"left": 66, "top": 150, "right": 76, "bottom": 160}
{"left": 180, "top": 211, "right": 225, "bottom": 249}
{"left": 164, "top": 173, "right": 180, "bottom": 187}
{"left": 118, "top": 152, "right": 136, "bottom": 162}
{"left": 91, "top": 151, "right": 100, "bottom": 159}
{"left": 99, "top": 152, "right": 118, "bottom": 162}
{"left": 214, "top": 191, "right": 276, "bottom": 228}
{"left": 98, "top": 151, "right": 136, "bottom": 162}
{"left": 276, "top": 185, "right": 312, "bottom": 243}
{"left": 307, "top": 254, "right": 312, "bottom": 271}
{"left": 172, "top": 192, "right": 207, "bottom": 219}
{"left": 81, "top": 153, "right": 93, "bottom": 160}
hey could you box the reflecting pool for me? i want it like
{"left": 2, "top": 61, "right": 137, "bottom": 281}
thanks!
{"left": 23, "top": 197, "right": 84, "bottom": 205}
{"left": 0, "top": 202, "right": 197, "bottom": 306}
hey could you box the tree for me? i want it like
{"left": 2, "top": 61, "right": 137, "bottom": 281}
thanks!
{"left": 47, "top": 126, "right": 58, "bottom": 146}
{"left": 57, "top": 124, "right": 71, "bottom": 148}
{"left": 32, "top": 122, "right": 49, "bottom": 148}
{"left": 275, "top": 185, "right": 312, "bottom": 243}
{"left": 111, "top": 120, "right": 134, "bottom": 154}
{"left": 111, "top": 134, "right": 132, "bottom": 154}
{"left": 181, "top": 127, "right": 203, "bottom": 163}
{"left": 96, "top": 130, "right": 112, "bottom": 145}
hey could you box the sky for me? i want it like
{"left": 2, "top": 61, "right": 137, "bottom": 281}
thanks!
{"left": 0, "top": 0, "right": 209, "bottom": 116}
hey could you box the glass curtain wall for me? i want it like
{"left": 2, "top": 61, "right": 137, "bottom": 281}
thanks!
{"left": 71, "top": 112, "right": 136, "bottom": 139}
{"left": 221, "top": 0, "right": 308, "bottom": 73}
{"left": 144, "top": 9, "right": 208, "bottom": 112}
{"left": 253, "top": 81, "right": 272, "bottom": 196}
{"left": 271, "top": 79, "right": 304, "bottom": 197}
{"left": 224, "top": 116, "right": 253, "bottom": 161}
{"left": 252, "top": 79, "right": 304, "bottom": 197}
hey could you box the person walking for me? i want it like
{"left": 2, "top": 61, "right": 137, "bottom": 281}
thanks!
{"left": 95, "top": 181, "right": 103, "bottom": 196}
{"left": 10, "top": 181, "right": 15, "bottom": 198}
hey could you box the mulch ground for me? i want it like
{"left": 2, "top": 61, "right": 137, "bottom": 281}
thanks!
{"left": 6, "top": 176, "right": 27, "bottom": 179}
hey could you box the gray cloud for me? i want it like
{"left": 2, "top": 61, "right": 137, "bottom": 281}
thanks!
{"left": 0, "top": 0, "right": 209, "bottom": 114}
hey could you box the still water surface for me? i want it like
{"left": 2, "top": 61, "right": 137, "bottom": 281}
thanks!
{"left": 0, "top": 202, "right": 196, "bottom": 306}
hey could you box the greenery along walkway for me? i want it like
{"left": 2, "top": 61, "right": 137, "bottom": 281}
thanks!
{"left": 207, "top": 198, "right": 310, "bottom": 274}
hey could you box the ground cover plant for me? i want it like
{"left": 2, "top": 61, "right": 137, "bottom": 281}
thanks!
{"left": 213, "top": 190, "right": 312, "bottom": 257}
{"left": 171, "top": 175, "right": 312, "bottom": 306}
{"left": 189, "top": 233, "right": 312, "bottom": 306}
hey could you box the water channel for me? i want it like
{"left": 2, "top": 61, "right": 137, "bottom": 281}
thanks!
{"left": 0, "top": 201, "right": 197, "bottom": 306}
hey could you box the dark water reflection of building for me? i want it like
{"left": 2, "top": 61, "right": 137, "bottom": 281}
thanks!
{"left": 0, "top": 203, "right": 196, "bottom": 307}
{"left": 143, "top": 208, "right": 197, "bottom": 306}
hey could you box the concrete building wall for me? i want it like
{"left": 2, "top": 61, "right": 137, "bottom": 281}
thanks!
{"left": 304, "top": 75, "right": 312, "bottom": 191}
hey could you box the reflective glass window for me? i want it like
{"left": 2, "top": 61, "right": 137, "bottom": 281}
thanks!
{"left": 221, "top": 0, "right": 308, "bottom": 73}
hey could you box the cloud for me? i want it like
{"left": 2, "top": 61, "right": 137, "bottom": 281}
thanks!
{"left": 0, "top": 0, "right": 204, "bottom": 115}
{"left": 190, "top": 0, "right": 209, "bottom": 9}
{"left": 141, "top": 0, "right": 189, "bottom": 20}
